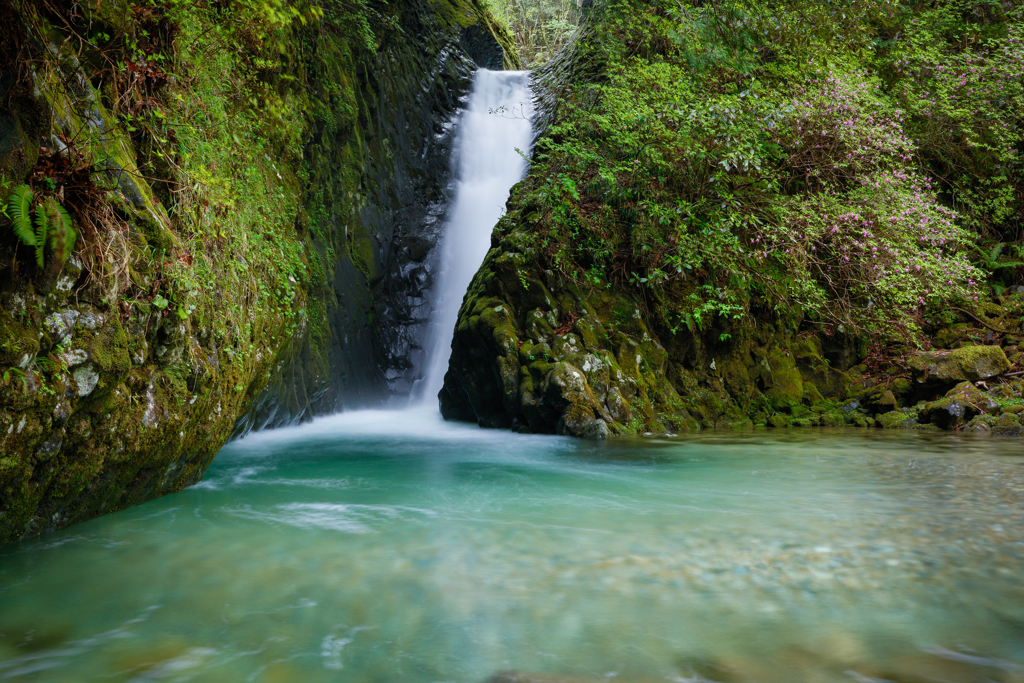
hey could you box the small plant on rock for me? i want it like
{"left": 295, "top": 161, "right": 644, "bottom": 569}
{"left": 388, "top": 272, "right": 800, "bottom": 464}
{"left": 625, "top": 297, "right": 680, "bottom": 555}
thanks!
{"left": 6, "top": 185, "right": 79, "bottom": 269}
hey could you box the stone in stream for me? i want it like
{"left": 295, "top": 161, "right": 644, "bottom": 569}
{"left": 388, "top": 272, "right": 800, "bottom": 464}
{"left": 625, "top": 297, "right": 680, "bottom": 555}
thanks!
{"left": 992, "top": 412, "right": 1024, "bottom": 437}
{"left": 486, "top": 674, "right": 627, "bottom": 683}
{"left": 917, "top": 381, "right": 1011, "bottom": 432}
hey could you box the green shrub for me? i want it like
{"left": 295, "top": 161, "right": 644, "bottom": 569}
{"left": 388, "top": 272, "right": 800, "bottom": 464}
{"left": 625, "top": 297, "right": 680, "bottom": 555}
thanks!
{"left": 511, "top": 0, "right": 1020, "bottom": 340}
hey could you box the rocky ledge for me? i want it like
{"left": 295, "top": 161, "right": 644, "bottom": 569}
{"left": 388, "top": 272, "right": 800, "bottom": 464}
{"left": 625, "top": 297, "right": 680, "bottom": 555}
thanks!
{"left": 439, "top": 225, "right": 1024, "bottom": 438}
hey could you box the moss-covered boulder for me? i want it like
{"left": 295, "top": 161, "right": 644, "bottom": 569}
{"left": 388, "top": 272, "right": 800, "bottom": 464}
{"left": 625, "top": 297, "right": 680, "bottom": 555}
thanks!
{"left": 944, "top": 382, "right": 999, "bottom": 414}
{"left": 877, "top": 410, "right": 933, "bottom": 430}
{"left": 918, "top": 397, "right": 969, "bottom": 429}
{"left": 907, "top": 346, "right": 1011, "bottom": 386}
{"left": 992, "top": 413, "right": 1023, "bottom": 438}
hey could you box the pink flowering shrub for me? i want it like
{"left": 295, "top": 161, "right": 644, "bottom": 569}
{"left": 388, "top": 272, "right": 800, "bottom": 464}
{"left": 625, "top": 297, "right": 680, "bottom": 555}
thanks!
{"left": 772, "top": 169, "right": 981, "bottom": 328}
{"left": 776, "top": 75, "right": 913, "bottom": 191}
{"left": 759, "top": 72, "right": 983, "bottom": 331}
{"left": 518, "top": 1, "right": 1004, "bottom": 341}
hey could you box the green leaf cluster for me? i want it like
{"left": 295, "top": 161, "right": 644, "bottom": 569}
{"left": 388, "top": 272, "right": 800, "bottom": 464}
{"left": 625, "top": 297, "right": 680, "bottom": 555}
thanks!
{"left": 5, "top": 185, "right": 79, "bottom": 269}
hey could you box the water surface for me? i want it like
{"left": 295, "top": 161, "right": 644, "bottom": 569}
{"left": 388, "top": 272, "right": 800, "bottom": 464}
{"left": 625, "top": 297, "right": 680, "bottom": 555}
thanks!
{"left": 2, "top": 413, "right": 1023, "bottom": 682}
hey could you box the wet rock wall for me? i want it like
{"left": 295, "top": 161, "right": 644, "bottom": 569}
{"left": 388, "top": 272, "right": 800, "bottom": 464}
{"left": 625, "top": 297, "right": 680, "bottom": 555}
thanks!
{"left": 0, "top": 0, "right": 516, "bottom": 545}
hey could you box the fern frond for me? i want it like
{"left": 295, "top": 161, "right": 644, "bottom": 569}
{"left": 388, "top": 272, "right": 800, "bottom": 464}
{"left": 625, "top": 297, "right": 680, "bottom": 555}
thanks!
{"left": 48, "top": 204, "right": 78, "bottom": 265}
{"left": 8, "top": 185, "right": 35, "bottom": 247}
{"left": 33, "top": 204, "right": 49, "bottom": 268}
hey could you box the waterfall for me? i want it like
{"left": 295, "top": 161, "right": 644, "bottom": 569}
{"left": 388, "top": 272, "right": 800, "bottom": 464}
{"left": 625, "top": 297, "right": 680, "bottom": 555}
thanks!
{"left": 416, "top": 69, "right": 534, "bottom": 403}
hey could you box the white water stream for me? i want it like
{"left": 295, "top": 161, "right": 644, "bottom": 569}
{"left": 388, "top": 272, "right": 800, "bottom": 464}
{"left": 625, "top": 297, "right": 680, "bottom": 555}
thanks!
{"left": 417, "top": 69, "right": 534, "bottom": 402}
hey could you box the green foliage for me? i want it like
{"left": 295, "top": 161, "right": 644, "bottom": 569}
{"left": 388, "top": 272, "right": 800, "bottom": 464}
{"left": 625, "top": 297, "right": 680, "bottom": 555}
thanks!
{"left": 42, "top": 200, "right": 77, "bottom": 267}
{"left": 668, "top": 0, "right": 901, "bottom": 71}
{"left": 5, "top": 186, "right": 78, "bottom": 268}
{"left": 880, "top": 1, "right": 1024, "bottom": 236}
{"left": 970, "top": 241, "right": 1024, "bottom": 292}
{"left": 485, "top": 0, "right": 580, "bottom": 65}
{"left": 7, "top": 185, "right": 34, "bottom": 248}
{"left": 320, "top": 0, "right": 385, "bottom": 55}
{"left": 513, "top": 0, "right": 1021, "bottom": 340}
{"left": 30, "top": 200, "right": 48, "bottom": 268}
{"left": 971, "top": 242, "right": 1024, "bottom": 273}
{"left": 132, "top": 0, "right": 317, "bottom": 380}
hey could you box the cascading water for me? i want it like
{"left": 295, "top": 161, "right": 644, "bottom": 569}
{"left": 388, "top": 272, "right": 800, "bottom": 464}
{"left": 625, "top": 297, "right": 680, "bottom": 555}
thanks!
{"left": 417, "top": 69, "right": 534, "bottom": 402}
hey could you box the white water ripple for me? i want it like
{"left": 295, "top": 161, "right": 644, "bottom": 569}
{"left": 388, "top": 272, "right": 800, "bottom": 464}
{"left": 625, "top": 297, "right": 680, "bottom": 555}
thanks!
{"left": 223, "top": 502, "right": 437, "bottom": 533}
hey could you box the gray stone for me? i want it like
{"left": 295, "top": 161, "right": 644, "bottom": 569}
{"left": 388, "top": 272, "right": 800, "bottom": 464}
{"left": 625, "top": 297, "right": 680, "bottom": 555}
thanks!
{"left": 73, "top": 364, "right": 99, "bottom": 397}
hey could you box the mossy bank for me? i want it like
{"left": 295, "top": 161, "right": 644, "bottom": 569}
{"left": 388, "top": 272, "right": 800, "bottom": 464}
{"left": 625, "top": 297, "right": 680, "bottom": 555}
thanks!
{"left": 439, "top": 0, "right": 1024, "bottom": 438}
{"left": 0, "top": 0, "right": 517, "bottom": 545}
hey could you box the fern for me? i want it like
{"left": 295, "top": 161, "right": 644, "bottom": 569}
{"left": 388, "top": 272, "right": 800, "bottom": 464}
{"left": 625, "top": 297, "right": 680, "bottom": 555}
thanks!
{"left": 8, "top": 185, "right": 35, "bottom": 247}
{"left": 32, "top": 202, "right": 49, "bottom": 268}
{"left": 6, "top": 187, "right": 79, "bottom": 268}
{"left": 972, "top": 242, "right": 1024, "bottom": 272}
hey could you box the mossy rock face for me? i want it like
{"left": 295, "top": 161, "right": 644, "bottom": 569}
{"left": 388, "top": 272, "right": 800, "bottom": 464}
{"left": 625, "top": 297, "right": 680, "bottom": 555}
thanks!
{"left": 441, "top": 239, "right": 706, "bottom": 435}
{"left": 0, "top": 0, "right": 518, "bottom": 546}
{"left": 543, "top": 362, "right": 609, "bottom": 439}
{"left": 0, "top": 87, "right": 48, "bottom": 202}
{"left": 438, "top": 228, "right": 874, "bottom": 438}
{"left": 761, "top": 348, "right": 804, "bottom": 409}
{"left": 792, "top": 336, "right": 855, "bottom": 400}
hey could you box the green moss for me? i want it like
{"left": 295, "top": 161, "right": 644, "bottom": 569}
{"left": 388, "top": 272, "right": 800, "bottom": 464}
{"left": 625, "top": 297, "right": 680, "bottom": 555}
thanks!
{"left": 763, "top": 348, "right": 804, "bottom": 409}
{"left": 0, "top": 312, "right": 39, "bottom": 367}
{"left": 876, "top": 410, "right": 936, "bottom": 430}
{"left": 820, "top": 411, "right": 845, "bottom": 427}
{"left": 86, "top": 321, "right": 131, "bottom": 375}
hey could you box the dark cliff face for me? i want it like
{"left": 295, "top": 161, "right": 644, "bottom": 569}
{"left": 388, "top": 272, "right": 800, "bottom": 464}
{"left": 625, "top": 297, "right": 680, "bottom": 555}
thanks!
{"left": 0, "top": 0, "right": 516, "bottom": 545}
{"left": 238, "top": 0, "right": 521, "bottom": 431}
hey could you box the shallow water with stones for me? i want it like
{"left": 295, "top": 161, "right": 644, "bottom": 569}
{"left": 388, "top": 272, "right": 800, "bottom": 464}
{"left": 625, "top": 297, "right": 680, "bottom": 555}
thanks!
{"left": 2, "top": 411, "right": 1023, "bottom": 682}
